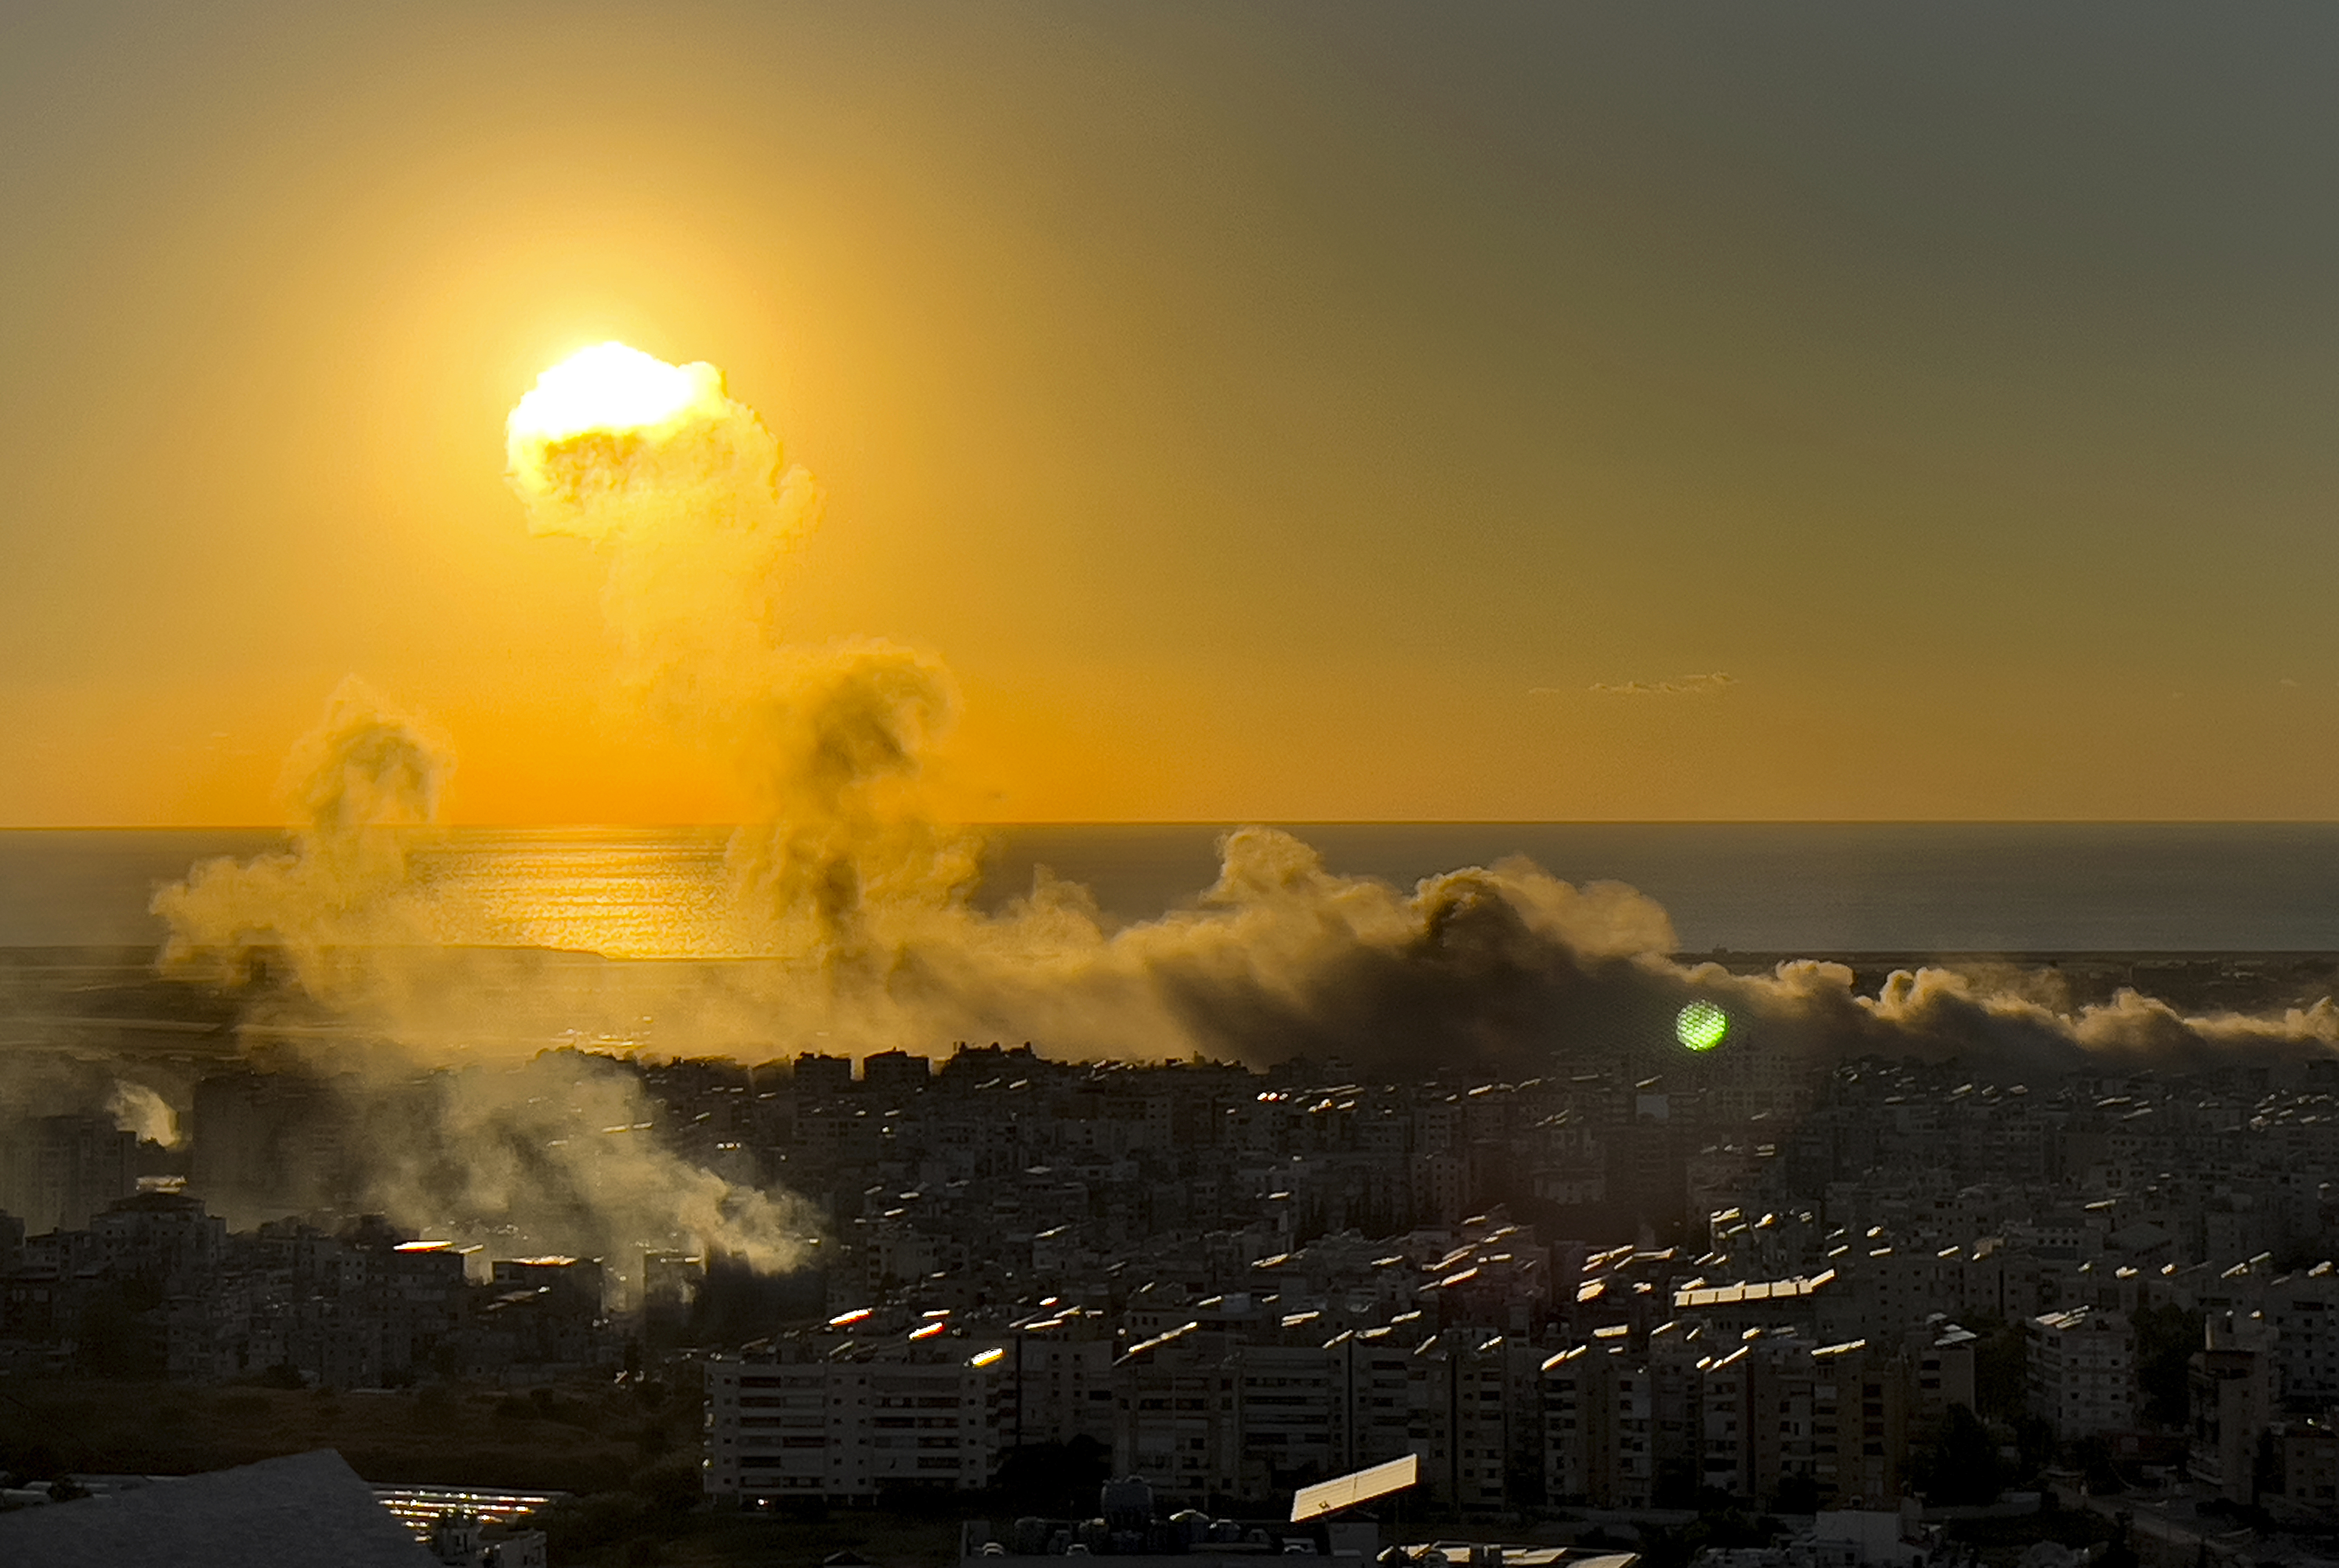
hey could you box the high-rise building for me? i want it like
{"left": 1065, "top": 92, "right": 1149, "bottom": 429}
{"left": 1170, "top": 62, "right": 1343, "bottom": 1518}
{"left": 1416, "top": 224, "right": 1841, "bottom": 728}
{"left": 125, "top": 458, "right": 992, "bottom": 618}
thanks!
{"left": 0, "top": 1114, "right": 136, "bottom": 1232}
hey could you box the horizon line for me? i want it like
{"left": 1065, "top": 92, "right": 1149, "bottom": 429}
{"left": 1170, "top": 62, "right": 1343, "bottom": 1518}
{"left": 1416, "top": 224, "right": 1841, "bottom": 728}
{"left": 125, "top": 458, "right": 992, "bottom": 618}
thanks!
{"left": 13, "top": 818, "right": 2339, "bottom": 831}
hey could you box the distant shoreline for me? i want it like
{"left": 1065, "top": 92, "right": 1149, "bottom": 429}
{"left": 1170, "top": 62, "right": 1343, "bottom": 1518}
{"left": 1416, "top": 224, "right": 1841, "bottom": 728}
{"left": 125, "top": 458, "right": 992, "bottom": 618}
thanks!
{"left": 10, "top": 823, "right": 2339, "bottom": 953}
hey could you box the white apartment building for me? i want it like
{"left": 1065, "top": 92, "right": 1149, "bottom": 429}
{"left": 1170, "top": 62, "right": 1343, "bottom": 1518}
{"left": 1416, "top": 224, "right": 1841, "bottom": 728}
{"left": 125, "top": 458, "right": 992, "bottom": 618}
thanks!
{"left": 705, "top": 1344, "right": 1004, "bottom": 1501}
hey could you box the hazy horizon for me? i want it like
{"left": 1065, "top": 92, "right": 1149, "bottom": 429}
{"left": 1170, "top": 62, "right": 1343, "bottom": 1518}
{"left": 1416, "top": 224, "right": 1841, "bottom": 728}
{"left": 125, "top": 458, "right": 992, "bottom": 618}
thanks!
{"left": 17, "top": 821, "right": 2339, "bottom": 957}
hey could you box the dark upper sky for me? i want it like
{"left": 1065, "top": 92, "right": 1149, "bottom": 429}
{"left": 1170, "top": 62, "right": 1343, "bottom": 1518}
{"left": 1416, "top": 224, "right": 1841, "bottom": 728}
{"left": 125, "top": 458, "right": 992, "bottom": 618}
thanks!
{"left": 5, "top": 3, "right": 2337, "bottom": 823}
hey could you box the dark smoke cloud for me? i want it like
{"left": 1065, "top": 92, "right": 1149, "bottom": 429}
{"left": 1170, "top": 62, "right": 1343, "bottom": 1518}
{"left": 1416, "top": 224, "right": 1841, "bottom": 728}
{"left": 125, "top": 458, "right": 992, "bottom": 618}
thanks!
{"left": 886, "top": 828, "right": 2339, "bottom": 1078}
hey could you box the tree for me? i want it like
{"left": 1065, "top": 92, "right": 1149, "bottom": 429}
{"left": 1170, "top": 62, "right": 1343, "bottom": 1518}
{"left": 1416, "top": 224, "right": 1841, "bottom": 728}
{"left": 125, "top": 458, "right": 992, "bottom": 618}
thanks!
{"left": 74, "top": 1284, "right": 163, "bottom": 1380}
{"left": 1911, "top": 1405, "right": 2004, "bottom": 1506}
{"left": 2132, "top": 1303, "right": 2204, "bottom": 1428}
{"left": 1682, "top": 1506, "right": 1780, "bottom": 1561}
{"left": 2072, "top": 1434, "right": 2126, "bottom": 1497}
{"left": 1771, "top": 1474, "right": 1823, "bottom": 1514}
{"left": 993, "top": 1435, "right": 1111, "bottom": 1517}
{"left": 1970, "top": 1317, "right": 2030, "bottom": 1422}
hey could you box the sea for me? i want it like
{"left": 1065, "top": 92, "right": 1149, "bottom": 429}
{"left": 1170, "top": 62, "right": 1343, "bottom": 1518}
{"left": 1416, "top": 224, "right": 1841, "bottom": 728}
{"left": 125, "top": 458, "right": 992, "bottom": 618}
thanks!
{"left": 5, "top": 823, "right": 2339, "bottom": 955}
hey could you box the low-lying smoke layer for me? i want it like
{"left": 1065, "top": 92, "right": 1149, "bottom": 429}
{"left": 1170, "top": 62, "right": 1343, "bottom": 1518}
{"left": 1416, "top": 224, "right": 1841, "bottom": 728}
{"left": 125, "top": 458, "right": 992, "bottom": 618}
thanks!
{"left": 312, "top": 1048, "right": 811, "bottom": 1276}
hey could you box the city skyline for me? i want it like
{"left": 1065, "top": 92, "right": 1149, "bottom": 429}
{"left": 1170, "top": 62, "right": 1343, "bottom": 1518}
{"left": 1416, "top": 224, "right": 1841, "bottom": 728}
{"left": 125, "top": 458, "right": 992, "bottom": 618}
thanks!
{"left": 12, "top": 9, "right": 2339, "bottom": 1562}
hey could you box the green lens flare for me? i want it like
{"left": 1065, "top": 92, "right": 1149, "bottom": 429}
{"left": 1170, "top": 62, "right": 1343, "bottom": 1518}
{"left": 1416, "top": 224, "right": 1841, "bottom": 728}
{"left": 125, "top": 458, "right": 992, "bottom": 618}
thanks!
{"left": 1676, "top": 1000, "right": 1729, "bottom": 1052}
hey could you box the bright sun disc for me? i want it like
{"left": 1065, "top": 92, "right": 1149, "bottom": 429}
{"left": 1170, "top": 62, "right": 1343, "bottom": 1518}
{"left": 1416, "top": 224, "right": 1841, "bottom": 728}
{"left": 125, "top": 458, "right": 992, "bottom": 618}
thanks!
{"left": 509, "top": 342, "right": 705, "bottom": 443}
{"left": 1676, "top": 1000, "right": 1729, "bottom": 1052}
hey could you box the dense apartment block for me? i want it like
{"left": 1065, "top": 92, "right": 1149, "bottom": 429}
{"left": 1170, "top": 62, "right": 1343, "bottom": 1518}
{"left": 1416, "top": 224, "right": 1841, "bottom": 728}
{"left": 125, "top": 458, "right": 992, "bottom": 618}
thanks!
{"left": 704, "top": 1341, "right": 1003, "bottom": 1500}
{"left": 14, "top": 1020, "right": 2339, "bottom": 1520}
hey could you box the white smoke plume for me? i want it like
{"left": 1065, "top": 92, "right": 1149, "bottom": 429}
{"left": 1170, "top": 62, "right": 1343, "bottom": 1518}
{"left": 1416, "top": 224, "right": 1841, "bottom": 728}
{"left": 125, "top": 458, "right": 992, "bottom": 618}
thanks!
{"left": 151, "top": 676, "right": 450, "bottom": 1001}
{"left": 0, "top": 1052, "right": 186, "bottom": 1153}
{"left": 104, "top": 1080, "right": 182, "bottom": 1149}
{"left": 304, "top": 1047, "right": 814, "bottom": 1276}
{"left": 147, "top": 671, "right": 819, "bottom": 1272}
{"left": 508, "top": 341, "right": 824, "bottom": 712}
{"left": 506, "top": 343, "right": 979, "bottom": 958}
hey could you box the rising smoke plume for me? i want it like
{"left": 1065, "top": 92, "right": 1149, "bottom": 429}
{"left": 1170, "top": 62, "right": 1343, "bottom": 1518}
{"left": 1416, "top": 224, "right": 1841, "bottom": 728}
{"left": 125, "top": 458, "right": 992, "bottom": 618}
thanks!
{"left": 146, "top": 341, "right": 2339, "bottom": 1273}
{"left": 507, "top": 342, "right": 825, "bottom": 709}
{"left": 147, "top": 669, "right": 821, "bottom": 1274}
{"left": 103, "top": 1081, "right": 181, "bottom": 1149}
{"left": 336, "top": 1048, "right": 812, "bottom": 1273}
{"left": 506, "top": 341, "right": 980, "bottom": 953}
{"left": 153, "top": 676, "right": 450, "bottom": 1001}
{"left": 494, "top": 341, "right": 2339, "bottom": 1076}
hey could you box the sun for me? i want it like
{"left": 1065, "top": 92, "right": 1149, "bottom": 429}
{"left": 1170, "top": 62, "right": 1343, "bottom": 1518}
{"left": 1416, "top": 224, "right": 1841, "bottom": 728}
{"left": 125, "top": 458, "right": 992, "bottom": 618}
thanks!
{"left": 508, "top": 342, "right": 711, "bottom": 445}
{"left": 504, "top": 342, "right": 750, "bottom": 534}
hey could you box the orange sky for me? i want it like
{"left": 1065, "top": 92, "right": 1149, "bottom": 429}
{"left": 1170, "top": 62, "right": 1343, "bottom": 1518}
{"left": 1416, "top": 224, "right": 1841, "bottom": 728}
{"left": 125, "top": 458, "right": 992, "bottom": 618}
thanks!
{"left": 8, "top": 5, "right": 2339, "bottom": 825}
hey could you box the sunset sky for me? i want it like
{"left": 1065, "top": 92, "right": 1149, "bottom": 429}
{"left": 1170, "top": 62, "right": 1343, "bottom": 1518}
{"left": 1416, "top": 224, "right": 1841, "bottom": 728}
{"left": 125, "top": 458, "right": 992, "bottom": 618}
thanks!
{"left": 7, "top": 3, "right": 2339, "bottom": 825}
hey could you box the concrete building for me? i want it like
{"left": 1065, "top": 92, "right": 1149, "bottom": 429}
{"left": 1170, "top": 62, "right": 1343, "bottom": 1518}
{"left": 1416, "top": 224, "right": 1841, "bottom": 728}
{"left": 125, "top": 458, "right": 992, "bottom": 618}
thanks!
{"left": 1407, "top": 1330, "right": 1544, "bottom": 1513}
{"left": 2267, "top": 1422, "right": 2339, "bottom": 1522}
{"left": 861, "top": 1051, "right": 933, "bottom": 1094}
{"left": 705, "top": 1342, "right": 1004, "bottom": 1501}
{"left": 2265, "top": 1270, "right": 2339, "bottom": 1402}
{"left": 2189, "top": 1316, "right": 2278, "bottom": 1504}
{"left": 1002, "top": 1312, "right": 1118, "bottom": 1451}
{"left": 0, "top": 1114, "right": 136, "bottom": 1233}
{"left": 2026, "top": 1307, "right": 2135, "bottom": 1440}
